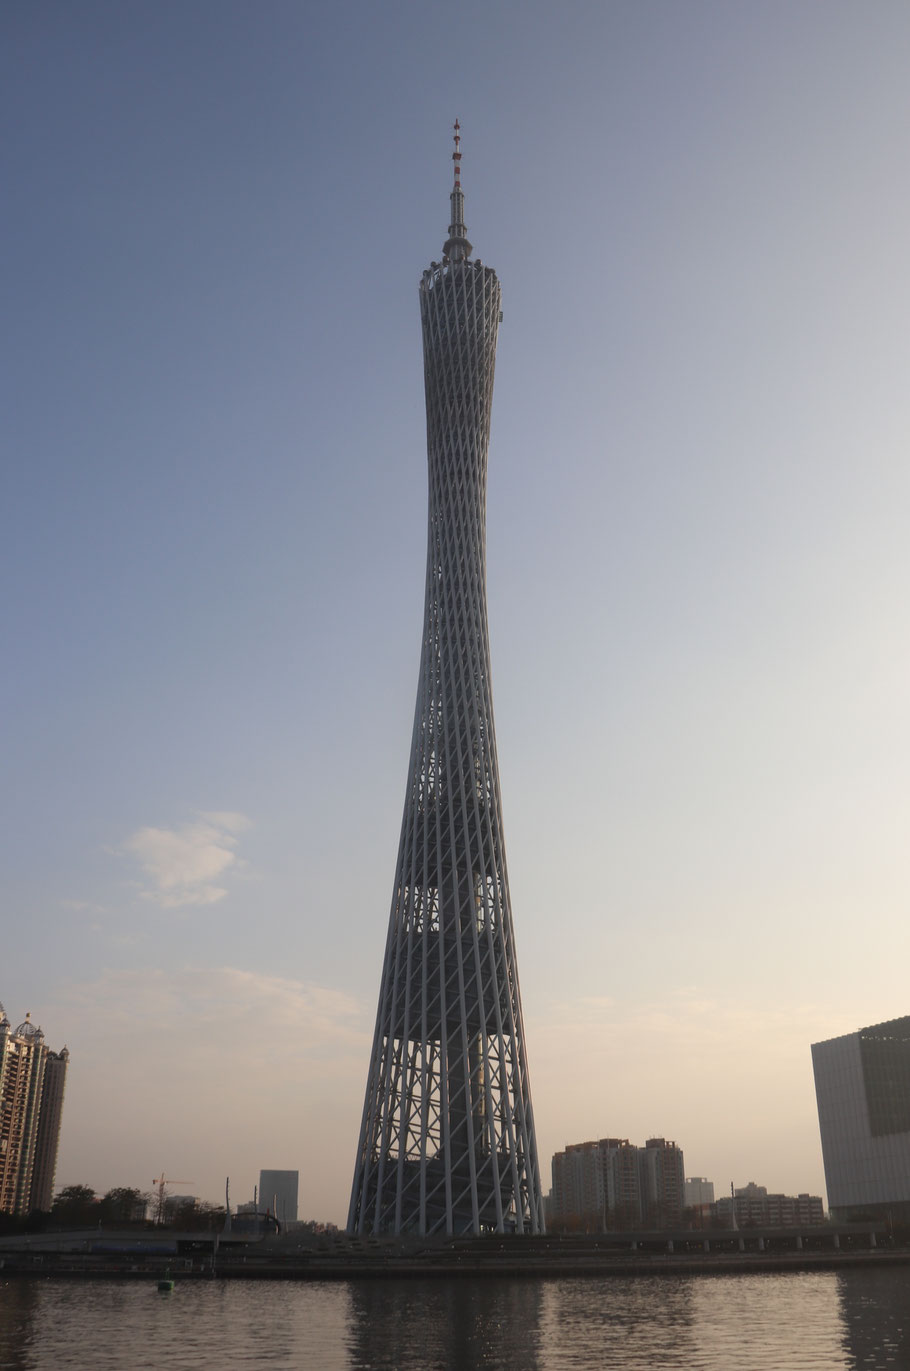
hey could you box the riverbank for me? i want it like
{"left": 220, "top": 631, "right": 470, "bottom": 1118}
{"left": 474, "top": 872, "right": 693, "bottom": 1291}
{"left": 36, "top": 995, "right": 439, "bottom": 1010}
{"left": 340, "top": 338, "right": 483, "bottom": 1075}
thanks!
{"left": 2, "top": 1228, "right": 908, "bottom": 1281}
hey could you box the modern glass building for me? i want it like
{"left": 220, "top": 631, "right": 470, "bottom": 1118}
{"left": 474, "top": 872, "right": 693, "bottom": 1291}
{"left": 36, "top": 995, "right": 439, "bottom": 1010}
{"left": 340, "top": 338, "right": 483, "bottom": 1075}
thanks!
{"left": 258, "top": 1169, "right": 298, "bottom": 1225}
{"left": 347, "top": 129, "right": 543, "bottom": 1236}
{"left": 812, "top": 1015, "right": 910, "bottom": 1223}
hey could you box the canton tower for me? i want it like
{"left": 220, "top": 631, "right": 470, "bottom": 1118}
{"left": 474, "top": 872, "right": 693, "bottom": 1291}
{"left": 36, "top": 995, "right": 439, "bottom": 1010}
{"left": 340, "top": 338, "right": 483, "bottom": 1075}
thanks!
{"left": 348, "top": 127, "right": 544, "bottom": 1236}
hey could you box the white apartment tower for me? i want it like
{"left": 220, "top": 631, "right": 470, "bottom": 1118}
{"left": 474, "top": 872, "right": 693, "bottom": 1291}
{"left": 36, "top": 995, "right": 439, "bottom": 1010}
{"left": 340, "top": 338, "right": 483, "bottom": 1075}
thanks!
{"left": 0, "top": 1005, "right": 68, "bottom": 1215}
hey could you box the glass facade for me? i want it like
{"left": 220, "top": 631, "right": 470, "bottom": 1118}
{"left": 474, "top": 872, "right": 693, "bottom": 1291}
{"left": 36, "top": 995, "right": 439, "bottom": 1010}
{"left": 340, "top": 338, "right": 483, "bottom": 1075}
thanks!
{"left": 812, "top": 1017, "right": 910, "bottom": 1223}
{"left": 858, "top": 1016, "right": 910, "bottom": 1138}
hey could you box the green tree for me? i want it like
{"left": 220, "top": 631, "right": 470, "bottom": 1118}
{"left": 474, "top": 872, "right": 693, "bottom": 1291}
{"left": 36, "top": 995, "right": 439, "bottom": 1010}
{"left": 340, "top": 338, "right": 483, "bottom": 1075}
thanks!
{"left": 167, "top": 1200, "right": 226, "bottom": 1231}
{"left": 51, "top": 1184, "right": 97, "bottom": 1226}
{"left": 98, "top": 1187, "right": 150, "bottom": 1224}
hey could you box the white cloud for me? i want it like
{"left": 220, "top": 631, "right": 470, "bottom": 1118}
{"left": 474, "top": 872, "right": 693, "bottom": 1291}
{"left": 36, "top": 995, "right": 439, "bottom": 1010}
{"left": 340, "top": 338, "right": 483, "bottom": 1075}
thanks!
{"left": 121, "top": 813, "right": 250, "bottom": 908}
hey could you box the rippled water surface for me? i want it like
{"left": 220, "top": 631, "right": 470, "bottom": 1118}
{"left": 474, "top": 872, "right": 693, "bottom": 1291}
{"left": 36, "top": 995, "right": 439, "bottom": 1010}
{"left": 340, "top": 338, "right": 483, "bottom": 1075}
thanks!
{"left": 1, "top": 1269, "right": 908, "bottom": 1369}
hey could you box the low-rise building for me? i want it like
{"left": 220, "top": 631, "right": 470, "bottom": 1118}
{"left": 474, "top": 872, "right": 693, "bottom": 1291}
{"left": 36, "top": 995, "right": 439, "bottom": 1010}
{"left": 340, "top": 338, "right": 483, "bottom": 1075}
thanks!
{"left": 713, "top": 1182, "right": 824, "bottom": 1228}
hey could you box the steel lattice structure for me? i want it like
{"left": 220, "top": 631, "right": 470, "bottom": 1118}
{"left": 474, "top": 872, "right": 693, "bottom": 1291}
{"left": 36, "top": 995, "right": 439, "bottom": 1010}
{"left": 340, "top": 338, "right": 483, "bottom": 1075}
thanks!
{"left": 348, "top": 129, "right": 544, "bottom": 1237}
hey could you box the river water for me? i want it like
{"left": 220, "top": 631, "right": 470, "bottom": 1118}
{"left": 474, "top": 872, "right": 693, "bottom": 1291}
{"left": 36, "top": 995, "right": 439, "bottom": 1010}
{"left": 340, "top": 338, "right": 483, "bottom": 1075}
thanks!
{"left": 0, "top": 1268, "right": 908, "bottom": 1369}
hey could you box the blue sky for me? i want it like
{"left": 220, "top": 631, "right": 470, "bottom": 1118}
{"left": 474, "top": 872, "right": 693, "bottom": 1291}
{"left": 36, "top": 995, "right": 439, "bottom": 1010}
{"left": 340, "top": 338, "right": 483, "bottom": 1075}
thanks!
{"left": 4, "top": 1, "right": 910, "bottom": 1223}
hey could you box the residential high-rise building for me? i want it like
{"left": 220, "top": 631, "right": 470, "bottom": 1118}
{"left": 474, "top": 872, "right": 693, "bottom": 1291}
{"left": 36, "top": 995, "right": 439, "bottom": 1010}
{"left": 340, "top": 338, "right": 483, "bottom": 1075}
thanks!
{"left": 0, "top": 1005, "right": 68, "bottom": 1215}
{"left": 639, "top": 1136, "right": 686, "bottom": 1228}
{"left": 550, "top": 1138, "right": 640, "bottom": 1229}
{"left": 551, "top": 1139, "right": 606, "bottom": 1220}
{"left": 550, "top": 1136, "right": 686, "bottom": 1231}
{"left": 812, "top": 1015, "right": 910, "bottom": 1223}
{"left": 259, "top": 1168, "right": 298, "bottom": 1225}
{"left": 348, "top": 128, "right": 543, "bottom": 1236}
{"left": 29, "top": 1045, "right": 69, "bottom": 1213}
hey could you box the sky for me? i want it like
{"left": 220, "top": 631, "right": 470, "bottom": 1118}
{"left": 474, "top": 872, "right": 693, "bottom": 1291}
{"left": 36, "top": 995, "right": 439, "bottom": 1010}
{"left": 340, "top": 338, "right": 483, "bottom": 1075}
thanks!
{"left": 4, "top": 0, "right": 910, "bottom": 1225}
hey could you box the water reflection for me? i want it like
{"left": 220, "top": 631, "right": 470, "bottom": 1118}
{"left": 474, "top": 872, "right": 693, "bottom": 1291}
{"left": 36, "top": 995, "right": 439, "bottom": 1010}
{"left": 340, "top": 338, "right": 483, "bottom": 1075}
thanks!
{"left": 689, "top": 1273, "right": 848, "bottom": 1371}
{"left": 0, "top": 1268, "right": 907, "bottom": 1370}
{"left": 346, "top": 1278, "right": 543, "bottom": 1371}
{"left": 0, "top": 1280, "right": 353, "bottom": 1370}
{"left": 838, "top": 1268, "right": 910, "bottom": 1369}
{"left": 539, "top": 1276, "right": 698, "bottom": 1366}
{"left": 347, "top": 1272, "right": 852, "bottom": 1371}
{"left": 0, "top": 1279, "right": 39, "bottom": 1371}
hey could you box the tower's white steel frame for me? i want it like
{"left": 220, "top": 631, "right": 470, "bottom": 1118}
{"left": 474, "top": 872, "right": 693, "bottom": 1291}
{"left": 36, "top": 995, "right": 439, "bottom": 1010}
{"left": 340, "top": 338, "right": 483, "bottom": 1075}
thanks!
{"left": 348, "top": 132, "right": 544, "bottom": 1236}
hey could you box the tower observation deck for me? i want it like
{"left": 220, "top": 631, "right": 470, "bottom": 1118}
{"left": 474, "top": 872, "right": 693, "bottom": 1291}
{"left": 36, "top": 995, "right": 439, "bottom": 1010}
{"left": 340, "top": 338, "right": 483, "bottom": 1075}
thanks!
{"left": 348, "top": 128, "right": 544, "bottom": 1236}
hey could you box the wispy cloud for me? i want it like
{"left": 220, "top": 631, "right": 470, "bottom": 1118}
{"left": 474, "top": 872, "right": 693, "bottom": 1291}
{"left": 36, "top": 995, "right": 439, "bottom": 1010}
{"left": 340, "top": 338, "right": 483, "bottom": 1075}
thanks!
{"left": 58, "top": 966, "right": 366, "bottom": 1057}
{"left": 60, "top": 898, "right": 107, "bottom": 916}
{"left": 48, "top": 967, "right": 371, "bottom": 1216}
{"left": 538, "top": 987, "right": 835, "bottom": 1068}
{"left": 121, "top": 812, "right": 250, "bottom": 908}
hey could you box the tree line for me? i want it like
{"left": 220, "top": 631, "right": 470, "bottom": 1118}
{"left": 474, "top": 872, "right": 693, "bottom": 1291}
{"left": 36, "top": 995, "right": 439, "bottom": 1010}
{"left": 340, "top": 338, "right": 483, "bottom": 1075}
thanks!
{"left": 0, "top": 1185, "right": 227, "bottom": 1233}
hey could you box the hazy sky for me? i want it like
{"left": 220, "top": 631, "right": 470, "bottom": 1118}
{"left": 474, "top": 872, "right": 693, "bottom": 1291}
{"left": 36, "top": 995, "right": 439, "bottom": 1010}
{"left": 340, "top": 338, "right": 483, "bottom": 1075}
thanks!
{"left": 4, "top": 1, "right": 910, "bottom": 1224}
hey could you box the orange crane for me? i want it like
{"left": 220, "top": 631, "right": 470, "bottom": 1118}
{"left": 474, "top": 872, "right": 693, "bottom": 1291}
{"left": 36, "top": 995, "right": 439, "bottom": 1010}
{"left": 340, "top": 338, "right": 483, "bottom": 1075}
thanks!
{"left": 151, "top": 1172, "right": 194, "bottom": 1225}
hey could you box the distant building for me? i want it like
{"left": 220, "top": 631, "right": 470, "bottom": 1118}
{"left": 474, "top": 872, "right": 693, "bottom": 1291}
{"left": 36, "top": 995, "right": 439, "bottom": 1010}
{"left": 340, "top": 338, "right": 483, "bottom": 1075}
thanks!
{"left": 685, "top": 1177, "right": 715, "bottom": 1208}
{"left": 259, "top": 1169, "right": 298, "bottom": 1225}
{"left": 163, "top": 1193, "right": 199, "bottom": 1221}
{"left": 639, "top": 1137, "right": 686, "bottom": 1229}
{"left": 550, "top": 1136, "right": 685, "bottom": 1230}
{"left": 812, "top": 1015, "right": 910, "bottom": 1223}
{"left": 0, "top": 1005, "right": 69, "bottom": 1215}
{"left": 29, "top": 1044, "right": 68, "bottom": 1213}
{"left": 713, "top": 1182, "right": 824, "bottom": 1228}
{"left": 551, "top": 1139, "right": 607, "bottom": 1220}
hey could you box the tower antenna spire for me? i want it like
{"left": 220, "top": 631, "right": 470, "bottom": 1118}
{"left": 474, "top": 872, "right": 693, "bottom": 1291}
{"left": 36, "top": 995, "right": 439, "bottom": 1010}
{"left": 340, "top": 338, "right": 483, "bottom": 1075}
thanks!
{"left": 444, "top": 119, "right": 472, "bottom": 262}
{"left": 452, "top": 118, "right": 462, "bottom": 190}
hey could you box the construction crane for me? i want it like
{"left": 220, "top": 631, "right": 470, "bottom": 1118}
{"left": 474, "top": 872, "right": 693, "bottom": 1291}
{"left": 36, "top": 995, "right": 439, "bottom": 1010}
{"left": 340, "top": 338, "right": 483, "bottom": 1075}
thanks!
{"left": 151, "top": 1172, "right": 194, "bottom": 1225}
